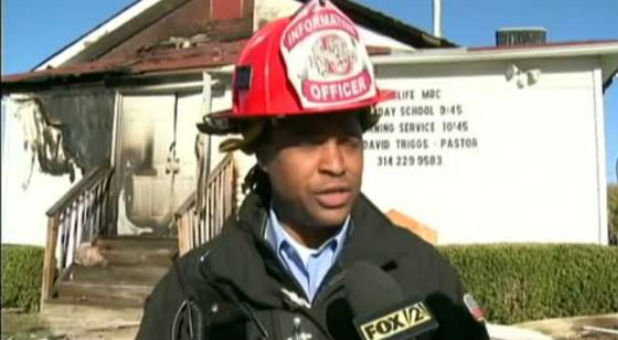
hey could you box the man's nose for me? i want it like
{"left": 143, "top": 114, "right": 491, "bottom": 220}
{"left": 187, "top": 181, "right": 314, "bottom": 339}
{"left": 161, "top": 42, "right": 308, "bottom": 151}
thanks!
{"left": 318, "top": 139, "right": 345, "bottom": 176}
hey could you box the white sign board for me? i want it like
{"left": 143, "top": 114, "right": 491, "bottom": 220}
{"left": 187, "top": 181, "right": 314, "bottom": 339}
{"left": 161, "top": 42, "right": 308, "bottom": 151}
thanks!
{"left": 363, "top": 57, "right": 608, "bottom": 244}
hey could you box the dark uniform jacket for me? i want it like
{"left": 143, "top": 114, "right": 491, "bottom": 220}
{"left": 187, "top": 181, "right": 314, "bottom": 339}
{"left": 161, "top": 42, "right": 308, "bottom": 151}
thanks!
{"left": 136, "top": 192, "right": 489, "bottom": 340}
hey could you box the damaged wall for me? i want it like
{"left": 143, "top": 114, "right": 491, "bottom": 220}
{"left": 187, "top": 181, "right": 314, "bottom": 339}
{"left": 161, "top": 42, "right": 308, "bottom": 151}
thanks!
{"left": 2, "top": 89, "right": 115, "bottom": 246}
{"left": 9, "top": 96, "right": 75, "bottom": 187}
{"left": 34, "top": 89, "right": 115, "bottom": 174}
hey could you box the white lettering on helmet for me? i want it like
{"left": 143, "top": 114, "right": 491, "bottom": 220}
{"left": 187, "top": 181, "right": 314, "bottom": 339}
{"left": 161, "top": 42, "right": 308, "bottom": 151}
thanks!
{"left": 358, "top": 75, "right": 367, "bottom": 93}
{"left": 310, "top": 85, "right": 322, "bottom": 101}
{"left": 329, "top": 84, "right": 338, "bottom": 100}
{"left": 304, "top": 71, "right": 372, "bottom": 102}
{"left": 342, "top": 82, "right": 351, "bottom": 97}
{"left": 320, "top": 84, "right": 330, "bottom": 100}
{"left": 285, "top": 10, "right": 358, "bottom": 50}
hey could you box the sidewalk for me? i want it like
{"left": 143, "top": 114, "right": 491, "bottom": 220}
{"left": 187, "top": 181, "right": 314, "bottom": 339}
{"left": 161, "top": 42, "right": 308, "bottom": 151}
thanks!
{"left": 516, "top": 313, "right": 618, "bottom": 340}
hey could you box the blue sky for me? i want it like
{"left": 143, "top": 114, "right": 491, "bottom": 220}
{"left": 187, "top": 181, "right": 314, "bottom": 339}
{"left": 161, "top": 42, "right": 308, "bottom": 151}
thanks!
{"left": 2, "top": 0, "right": 617, "bottom": 182}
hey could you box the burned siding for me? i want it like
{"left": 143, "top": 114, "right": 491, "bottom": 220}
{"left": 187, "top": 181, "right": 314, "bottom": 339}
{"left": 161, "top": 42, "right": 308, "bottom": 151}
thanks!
{"left": 37, "top": 89, "right": 115, "bottom": 173}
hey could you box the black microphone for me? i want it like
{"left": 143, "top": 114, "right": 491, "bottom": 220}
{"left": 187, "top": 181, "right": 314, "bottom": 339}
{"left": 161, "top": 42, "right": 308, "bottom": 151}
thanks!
{"left": 343, "top": 262, "right": 439, "bottom": 340}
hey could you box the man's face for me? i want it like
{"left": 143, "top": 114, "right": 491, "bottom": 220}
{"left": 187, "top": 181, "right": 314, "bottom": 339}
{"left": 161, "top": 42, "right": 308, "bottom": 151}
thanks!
{"left": 259, "top": 112, "right": 364, "bottom": 229}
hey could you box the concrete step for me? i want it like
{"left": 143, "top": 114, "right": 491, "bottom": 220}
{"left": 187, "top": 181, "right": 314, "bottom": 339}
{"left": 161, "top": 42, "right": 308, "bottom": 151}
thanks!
{"left": 100, "top": 246, "right": 176, "bottom": 266}
{"left": 55, "top": 280, "right": 154, "bottom": 308}
{"left": 95, "top": 236, "right": 178, "bottom": 266}
{"left": 70, "top": 264, "right": 169, "bottom": 286}
{"left": 95, "top": 236, "right": 178, "bottom": 251}
{"left": 42, "top": 300, "right": 143, "bottom": 334}
{"left": 47, "top": 236, "right": 176, "bottom": 310}
{"left": 49, "top": 294, "right": 147, "bottom": 309}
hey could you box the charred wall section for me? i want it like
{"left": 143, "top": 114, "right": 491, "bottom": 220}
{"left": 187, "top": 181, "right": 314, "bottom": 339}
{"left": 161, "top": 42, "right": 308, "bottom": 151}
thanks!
{"left": 37, "top": 89, "right": 115, "bottom": 173}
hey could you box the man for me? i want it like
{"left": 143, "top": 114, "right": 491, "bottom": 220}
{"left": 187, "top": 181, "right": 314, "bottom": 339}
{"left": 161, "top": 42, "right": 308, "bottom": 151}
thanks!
{"left": 136, "top": 1, "right": 489, "bottom": 339}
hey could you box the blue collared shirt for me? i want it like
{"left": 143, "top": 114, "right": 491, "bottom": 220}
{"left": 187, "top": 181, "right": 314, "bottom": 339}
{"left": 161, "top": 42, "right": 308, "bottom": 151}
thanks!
{"left": 265, "top": 207, "right": 350, "bottom": 303}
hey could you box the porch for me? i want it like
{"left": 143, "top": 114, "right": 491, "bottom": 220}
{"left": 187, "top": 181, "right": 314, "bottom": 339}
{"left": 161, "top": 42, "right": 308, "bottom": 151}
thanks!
{"left": 39, "top": 153, "right": 237, "bottom": 315}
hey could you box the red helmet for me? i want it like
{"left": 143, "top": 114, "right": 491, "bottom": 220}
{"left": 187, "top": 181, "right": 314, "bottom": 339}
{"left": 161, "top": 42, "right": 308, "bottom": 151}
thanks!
{"left": 203, "top": 0, "right": 393, "bottom": 132}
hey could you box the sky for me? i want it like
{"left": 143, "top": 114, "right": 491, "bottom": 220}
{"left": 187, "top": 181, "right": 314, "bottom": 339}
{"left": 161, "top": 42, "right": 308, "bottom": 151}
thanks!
{"left": 1, "top": 0, "right": 617, "bottom": 182}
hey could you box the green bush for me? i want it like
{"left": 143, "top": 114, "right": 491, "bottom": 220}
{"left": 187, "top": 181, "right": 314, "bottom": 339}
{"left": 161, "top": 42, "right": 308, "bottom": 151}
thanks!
{"left": 439, "top": 244, "right": 618, "bottom": 324}
{"left": 609, "top": 183, "right": 617, "bottom": 245}
{"left": 1, "top": 244, "right": 44, "bottom": 311}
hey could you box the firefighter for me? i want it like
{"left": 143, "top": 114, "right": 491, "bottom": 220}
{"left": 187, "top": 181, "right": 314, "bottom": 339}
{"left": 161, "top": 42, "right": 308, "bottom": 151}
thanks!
{"left": 136, "top": 0, "right": 489, "bottom": 339}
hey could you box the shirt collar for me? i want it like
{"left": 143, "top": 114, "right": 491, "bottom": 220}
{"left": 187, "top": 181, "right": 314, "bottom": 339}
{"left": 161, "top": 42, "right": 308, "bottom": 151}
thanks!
{"left": 265, "top": 206, "right": 351, "bottom": 266}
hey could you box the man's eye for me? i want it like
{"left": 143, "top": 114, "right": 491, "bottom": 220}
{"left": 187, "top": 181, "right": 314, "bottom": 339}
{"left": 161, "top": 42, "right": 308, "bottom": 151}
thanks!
{"left": 341, "top": 136, "right": 362, "bottom": 148}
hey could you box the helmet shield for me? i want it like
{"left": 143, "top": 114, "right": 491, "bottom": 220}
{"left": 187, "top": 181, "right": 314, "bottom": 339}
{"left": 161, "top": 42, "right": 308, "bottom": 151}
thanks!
{"left": 280, "top": 0, "right": 377, "bottom": 109}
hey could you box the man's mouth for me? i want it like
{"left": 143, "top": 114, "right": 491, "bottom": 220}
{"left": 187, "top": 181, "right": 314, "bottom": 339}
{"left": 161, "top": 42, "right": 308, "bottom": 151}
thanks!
{"left": 314, "top": 187, "right": 352, "bottom": 208}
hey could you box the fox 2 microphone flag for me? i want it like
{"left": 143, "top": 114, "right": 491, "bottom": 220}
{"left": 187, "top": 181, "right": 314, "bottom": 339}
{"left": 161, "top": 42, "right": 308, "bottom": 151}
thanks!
{"left": 343, "top": 262, "right": 439, "bottom": 340}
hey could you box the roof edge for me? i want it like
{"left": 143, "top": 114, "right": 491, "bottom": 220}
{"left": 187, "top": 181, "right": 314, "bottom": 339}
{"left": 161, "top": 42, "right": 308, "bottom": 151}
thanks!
{"left": 35, "top": 0, "right": 454, "bottom": 75}
{"left": 33, "top": 0, "right": 189, "bottom": 71}
{"left": 373, "top": 40, "right": 618, "bottom": 65}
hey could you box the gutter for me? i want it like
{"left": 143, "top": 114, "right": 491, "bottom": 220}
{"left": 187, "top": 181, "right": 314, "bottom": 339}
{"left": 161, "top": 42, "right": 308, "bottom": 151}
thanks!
{"left": 371, "top": 40, "right": 618, "bottom": 65}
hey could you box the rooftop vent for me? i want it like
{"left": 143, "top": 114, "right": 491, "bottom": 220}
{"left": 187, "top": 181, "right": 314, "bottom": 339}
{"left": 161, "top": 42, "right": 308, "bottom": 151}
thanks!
{"left": 496, "top": 27, "right": 547, "bottom": 46}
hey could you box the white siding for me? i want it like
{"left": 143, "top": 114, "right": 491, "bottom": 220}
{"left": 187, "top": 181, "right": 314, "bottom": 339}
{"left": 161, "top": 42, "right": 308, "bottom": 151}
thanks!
{"left": 1, "top": 100, "right": 80, "bottom": 246}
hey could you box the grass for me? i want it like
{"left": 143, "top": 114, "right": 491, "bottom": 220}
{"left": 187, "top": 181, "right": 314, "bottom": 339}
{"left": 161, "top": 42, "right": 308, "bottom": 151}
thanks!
{"left": 0, "top": 311, "right": 55, "bottom": 340}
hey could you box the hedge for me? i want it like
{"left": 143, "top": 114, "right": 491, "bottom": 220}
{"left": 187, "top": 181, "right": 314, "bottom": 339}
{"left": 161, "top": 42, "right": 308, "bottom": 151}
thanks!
{"left": 1, "top": 244, "right": 44, "bottom": 311}
{"left": 1, "top": 243, "right": 615, "bottom": 323}
{"left": 439, "top": 244, "right": 618, "bottom": 324}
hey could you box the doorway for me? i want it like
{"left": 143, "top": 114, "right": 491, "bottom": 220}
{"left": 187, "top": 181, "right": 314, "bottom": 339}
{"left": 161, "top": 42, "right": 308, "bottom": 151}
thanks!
{"left": 114, "top": 91, "right": 201, "bottom": 236}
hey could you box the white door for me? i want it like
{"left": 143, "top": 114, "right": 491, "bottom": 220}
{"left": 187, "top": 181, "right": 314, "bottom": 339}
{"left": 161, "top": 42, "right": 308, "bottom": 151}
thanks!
{"left": 115, "top": 92, "right": 202, "bottom": 236}
{"left": 172, "top": 93, "right": 201, "bottom": 213}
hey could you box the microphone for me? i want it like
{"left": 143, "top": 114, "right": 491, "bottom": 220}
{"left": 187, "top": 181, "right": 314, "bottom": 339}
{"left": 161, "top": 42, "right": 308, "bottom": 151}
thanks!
{"left": 343, "top": 262, "right": 439, "bottom": 340}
